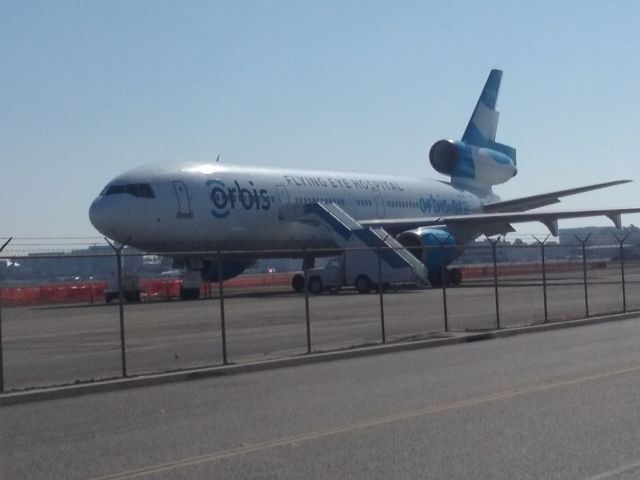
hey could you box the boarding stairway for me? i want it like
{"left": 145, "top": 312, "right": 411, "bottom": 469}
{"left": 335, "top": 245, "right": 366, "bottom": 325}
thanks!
{"left": 280, "top": 202, "right": 429, "bottom": 284}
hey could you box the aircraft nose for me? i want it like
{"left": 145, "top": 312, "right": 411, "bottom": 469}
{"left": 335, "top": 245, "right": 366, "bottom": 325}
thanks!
{"left": 89, "top": 197, "right": 114, "bottom": 236}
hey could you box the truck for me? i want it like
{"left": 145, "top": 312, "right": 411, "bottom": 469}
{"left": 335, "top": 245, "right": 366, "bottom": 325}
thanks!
{"left": 104, "top": 273, "right": 141, "bottom": 302}
{"left": 291, "top": 249, "right": 427, "bottom": 294}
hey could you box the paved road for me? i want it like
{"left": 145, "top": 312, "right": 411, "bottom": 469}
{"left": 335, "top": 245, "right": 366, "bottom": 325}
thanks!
{"left": 4, "top": 317, "right": 640, "bottom": 479}
{"left": 3, "top": 268, "right": 640, "bottom": 390}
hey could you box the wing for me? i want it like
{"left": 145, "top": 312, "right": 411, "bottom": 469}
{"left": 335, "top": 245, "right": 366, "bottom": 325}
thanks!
{"left": 483, "top": 180, "right": 631, "bottom": 212}
{"left": 360, "top": 207, "right": 640, "bottom": 237}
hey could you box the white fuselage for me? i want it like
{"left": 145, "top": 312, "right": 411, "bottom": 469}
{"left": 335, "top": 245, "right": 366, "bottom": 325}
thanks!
{"left": 89, "top": 162, "right": 489, "bottom": 253}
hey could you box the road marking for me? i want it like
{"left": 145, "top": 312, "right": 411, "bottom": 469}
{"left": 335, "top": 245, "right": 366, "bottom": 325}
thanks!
{"left": 585, "top": 459, "right": 640, "bottom": 480}
{"left": 89, "top": 364, "right": 640, "bottom": 480}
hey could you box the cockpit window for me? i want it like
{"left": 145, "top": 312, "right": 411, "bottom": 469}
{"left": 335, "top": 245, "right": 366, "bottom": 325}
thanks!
{"left": 101, "top": 185, "right": 125, "bottom": 196}
{"left": 125, "top": 184, "right": 141, "bottom": 197}
{"left": 138, "top": 183, "right": 155, "bottom": 198}
{"left": 100, "top": 183, "right": 155, "bottom": 198}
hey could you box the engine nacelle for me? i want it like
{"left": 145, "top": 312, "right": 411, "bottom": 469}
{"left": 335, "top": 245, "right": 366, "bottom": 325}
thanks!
{"left": 396, "top": 228, "right": 462, "bottom": 271}
{"left": 429, "top": 139, "right": 517, "bottom": 186}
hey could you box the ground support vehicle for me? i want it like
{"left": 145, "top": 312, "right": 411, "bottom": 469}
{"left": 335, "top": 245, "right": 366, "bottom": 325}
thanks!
{"left": 292, "top": 250, "right": 426, "bottom": 294}
{"left": 104, "top": 273, "right": 141, "bottom": 302}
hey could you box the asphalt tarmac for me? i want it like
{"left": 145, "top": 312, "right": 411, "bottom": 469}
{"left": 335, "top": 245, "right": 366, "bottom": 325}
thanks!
{"left": 2, "top": 267, "right": 640, "bottom": 391}
{"left": 4, "top": 317, "right": 640, "bottom": 479}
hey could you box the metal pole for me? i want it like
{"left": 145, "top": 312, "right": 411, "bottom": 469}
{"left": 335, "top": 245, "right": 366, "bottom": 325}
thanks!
{"left": 217, "top": 258, "right": 228, "bottom": 365}
{"left": 576, "top": 234, "right": 591, "bottom": 318}
{"left": 493, "top": 243, "right": 500, "bottom": 329}
{"left": 614, "top": 234, "right": 629, "bottom": 313}
{"left": 425, "top": 232, "right": 453, "bottom": 332}
{"left": 303, "top": 250, "right": 311, "bottom": 354}
{"left": 440, "top": 244, "right": 448, "bottom": 332}
{"left": 377, "top": 246, "right": 386, "bottom": 344}
{"left": 105, "top": 238, "right": 128, "bottom": 377}
{"left": 488, "top": 238, "right": 501, "bottom": 329}
{"left": 582, "top": 242, "right": 589, "bottom": 317}
{"left": 534, "top": 235, "right": 549, "bottom": 323}
{"left": 115, "top": 248, "right": 127, "bottom": 376}
{"left": 541, "top": 243, "right": 548, "bottom": 323}
{"left": 0, "top": 280, "right": 3, "bottom": 393}
{"left": 0, "top": 237, "right": 11, "bottom": 392}
{"left": 620, "top": 241, "right": 627, "bottom": 313}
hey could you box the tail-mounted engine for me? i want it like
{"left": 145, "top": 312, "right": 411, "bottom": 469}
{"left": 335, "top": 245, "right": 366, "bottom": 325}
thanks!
{"left": 429, "top": 139, "right": 517, "bottom": 189}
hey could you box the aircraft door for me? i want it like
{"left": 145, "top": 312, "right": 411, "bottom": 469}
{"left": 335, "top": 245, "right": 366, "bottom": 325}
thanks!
{"left": 275, "top": 185, "right": 291, "bottom": 220}
{"left": 374, "top": 190, "right": 385, "bottom": 218}
{"left": 276, "top": 185, "right": 290, "bottom": 205}
{"left": 172, "top": 181, "right": 193, "bottom": 219}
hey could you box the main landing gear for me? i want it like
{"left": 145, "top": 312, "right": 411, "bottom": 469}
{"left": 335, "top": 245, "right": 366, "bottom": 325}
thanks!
{"left": 428, "top": 267, "right": 462, "bottom": 288}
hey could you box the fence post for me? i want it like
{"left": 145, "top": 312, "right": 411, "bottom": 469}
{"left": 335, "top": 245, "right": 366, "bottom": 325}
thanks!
{"left": 439, "top": 243, "right": 449, "bottom": 332}
{"left": 427, "top": 233, "right": 450, "bottom": 333}
{"left": 0, "top": 237, "right": 12, "bottom": 393}
{"left": 105, "top": 238, "right": 128, "bottom": 377}
{"left": 575, "top": 234, "right": 591, "bottom": 318}
{"left": 486, "top": 236, "right": 501, "bottom": 329}
{"left": 217, "top": 256, "right": 228, "bottom": 365}
{"left": 534, "top": 235, "right": 549, "bottom": 323}
{"left": 303, "top": 249, "right": 311, "bottom": 354}
{"left": 377, "top": 245, "right": 386, "bottom": 344}
{"left": 614, "top": 233, "right": 629, "bottom": 313}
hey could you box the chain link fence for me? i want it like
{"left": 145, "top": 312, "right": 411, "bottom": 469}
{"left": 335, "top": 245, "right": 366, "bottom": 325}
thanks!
{"left": 1, "top": 235, "right": 639, "bottom": 392}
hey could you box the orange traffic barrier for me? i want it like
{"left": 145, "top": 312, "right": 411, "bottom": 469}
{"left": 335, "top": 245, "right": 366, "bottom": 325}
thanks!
{"left": 0, "top": 262, "right": 603, "bottom": 307}
{"left": 0, "top": 274, "right": 295, "bottom": 306}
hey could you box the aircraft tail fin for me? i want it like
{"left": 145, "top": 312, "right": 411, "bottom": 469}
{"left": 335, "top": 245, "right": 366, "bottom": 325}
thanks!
{"left": 429, "top": 69, "right": 517, "bottom": 197}
{"left": 462, "top": 69, "right": 502, "bottom": 146}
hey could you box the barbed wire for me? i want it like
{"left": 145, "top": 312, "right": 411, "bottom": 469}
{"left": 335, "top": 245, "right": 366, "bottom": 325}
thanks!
{"left": 0, "top": 228, "right": 638, "bottom": 256}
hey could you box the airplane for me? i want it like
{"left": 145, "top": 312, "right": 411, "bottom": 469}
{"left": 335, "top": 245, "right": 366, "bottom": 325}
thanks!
{"left": 89, "top": 69, "right": 640, "bottom": 299}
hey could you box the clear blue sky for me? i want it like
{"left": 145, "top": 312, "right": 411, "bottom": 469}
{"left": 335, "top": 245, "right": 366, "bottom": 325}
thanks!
{"left": 2, "top": 0, "right": 640, "bottom": 243}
